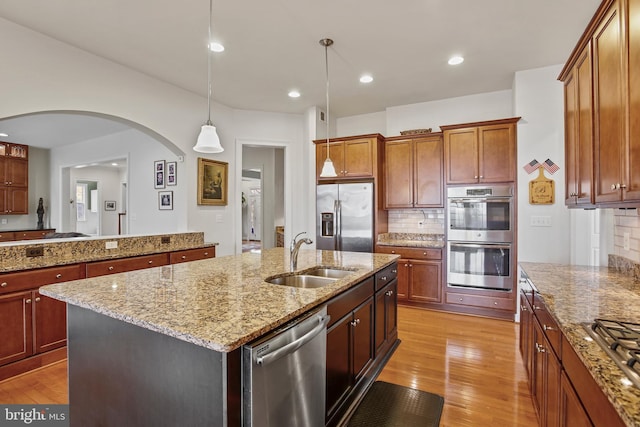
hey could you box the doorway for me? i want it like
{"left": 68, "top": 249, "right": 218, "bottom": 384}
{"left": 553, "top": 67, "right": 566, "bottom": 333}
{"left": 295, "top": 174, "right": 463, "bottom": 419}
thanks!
{"left": 242, "top": 169, "right": 262, "bottom": 253}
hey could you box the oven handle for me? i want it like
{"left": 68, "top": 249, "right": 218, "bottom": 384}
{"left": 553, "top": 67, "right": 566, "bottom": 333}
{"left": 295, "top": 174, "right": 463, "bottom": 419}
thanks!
{"left": 448, "top": 197, "right": 512, "bottom": 203}
{"left": 449, "top": 242, "right": 511, "bottom": 250}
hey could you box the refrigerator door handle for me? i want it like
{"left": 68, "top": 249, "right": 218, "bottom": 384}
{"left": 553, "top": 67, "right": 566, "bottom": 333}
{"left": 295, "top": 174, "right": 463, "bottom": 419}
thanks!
{"left": 335, "top": 200, "right": 341, "bottom": 251}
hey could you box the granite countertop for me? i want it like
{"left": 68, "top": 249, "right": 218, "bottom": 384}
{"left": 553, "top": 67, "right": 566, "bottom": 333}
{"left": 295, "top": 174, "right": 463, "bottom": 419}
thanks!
{"left": 41, "top": 248, "right": 399, "bottom": 353}
{"left": 377, "top": 232, "right": 445, "bottom": 248}
{"left": 519, "top": 262, "right": 640, "bottom": 427}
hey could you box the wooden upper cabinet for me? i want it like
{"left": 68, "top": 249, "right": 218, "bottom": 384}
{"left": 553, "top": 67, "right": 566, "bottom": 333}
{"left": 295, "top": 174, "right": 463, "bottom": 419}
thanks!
{"left": 626, "top": 0, "right": 640, "bottom": 201}
{"left": 384, "top": 134, "right": 443, "bottom": 208}
{"left": 0, "top": 142, "right": 29, "bottom": 215}
{"left": 564, "top": 43, "right": 594, "bottom": 207}
{"left": 315, "top": 134, "right": 382, "bottom": 181}
{"left": 593, "top": 0, "right": 625, "bottom": 203}
{"left": 443, "top": 118, "right": 518, "bottom": 184}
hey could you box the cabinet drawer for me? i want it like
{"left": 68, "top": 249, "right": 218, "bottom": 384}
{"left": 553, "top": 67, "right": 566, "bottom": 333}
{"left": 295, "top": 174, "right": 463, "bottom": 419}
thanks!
{"left": 0, "top": 232, "right": 15, "bottom": 242}
{"left": 533, "top": 295, "right": 561, "bottom": 357}
{"left": 375, "top": 263, "right": 398, "bottom": 291}
{"left": 170, "top": 247, "right": 216, "bottom": 264}
{"left": 446, "top": 292, "right": 512, "bottom": 310}
{"left": 16, "top": 230, "right": 54, "bottom": 240}
{"left": 86, "top": 253, "right": 169, "bottom": 277}
{"left": 327, "top": 277, "right": 374, "bottom": 328}
{"left": 376, "top": 245, "right": 442, "bottom": 260}
{"left": 0, "top": 264, "right": 85, "bottom": 295}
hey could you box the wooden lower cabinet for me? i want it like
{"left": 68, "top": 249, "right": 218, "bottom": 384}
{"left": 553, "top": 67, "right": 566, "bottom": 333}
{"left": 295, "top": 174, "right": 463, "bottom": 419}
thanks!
{"left": 559, "top": 372, "right": 593, "bottom": 427}
{"left": 0, "top": 291, "right": 33, "bottom": 366}
{"left": 374, "top": 279, "right": 398, "bottom": 357}
{"left": 532, "top": 316, "right": 560, "bottom": 427}
{"left": 169, "top": 246, "right": 216, "bottom": 263}
{"left": 34, "top": 291, "right": 67, "bottom": 354}
{"left": 86, "top": 253, "right": 169, "bottom": 277}
{"left": 519, "top": 291, "right": 534, "bottom": 381}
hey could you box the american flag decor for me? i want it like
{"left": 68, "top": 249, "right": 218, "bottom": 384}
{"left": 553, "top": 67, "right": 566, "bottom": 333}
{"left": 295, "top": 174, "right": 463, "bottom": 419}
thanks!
{"left": 542, "top": 158, "right": 560, "bottom": 174}
{"left": 523, "top": 159, "right": 540, "bottom": 174}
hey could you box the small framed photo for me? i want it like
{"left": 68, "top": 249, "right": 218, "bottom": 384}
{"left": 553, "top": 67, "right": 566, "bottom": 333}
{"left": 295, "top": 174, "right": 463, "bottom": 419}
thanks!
{"left": 166, "top": 161, "right": 177, "bottom": 186}
{"left": 104, "top": 200, "right": 116, "bottom": 211}
{"left": 159, "top": 191, "right": 173, "bottom": 210}
{"left": 154, "top": 160, "right": 165, "bottom": 189}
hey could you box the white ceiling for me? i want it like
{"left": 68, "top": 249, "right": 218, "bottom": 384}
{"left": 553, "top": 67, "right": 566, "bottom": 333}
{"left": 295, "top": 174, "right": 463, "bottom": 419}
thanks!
{"left": 0, "top": 0, "right": 602, "bottom": 147}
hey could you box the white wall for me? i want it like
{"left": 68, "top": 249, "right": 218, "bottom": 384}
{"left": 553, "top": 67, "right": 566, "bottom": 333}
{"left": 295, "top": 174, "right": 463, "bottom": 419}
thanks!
{"left": 336, "top": 111, "right": 386, "bottom": 137}
{"left": 1, "top": 18, "right": 311, "bottom": 256}
{"left": 514, "top": 65, "right": 572, "bottom": 263}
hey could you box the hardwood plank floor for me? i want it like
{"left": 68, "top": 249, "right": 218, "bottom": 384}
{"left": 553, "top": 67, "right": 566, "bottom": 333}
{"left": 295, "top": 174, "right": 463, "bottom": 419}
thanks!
{"left": 378, "top": 306, "right": 538, "bottom": 427}
{"left": 0, "top": 307, "right": 538, "bottom": 427}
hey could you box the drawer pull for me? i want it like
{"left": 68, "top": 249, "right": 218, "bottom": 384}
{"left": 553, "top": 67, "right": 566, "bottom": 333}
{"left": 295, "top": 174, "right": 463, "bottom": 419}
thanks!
{"left": 381, "top": 276, "right": 387, "bottom": 281}
{"left": 535, "top": 343, "right": 546, "bottom": 353}
{"left": 204, "top": 252, "right": 209, "bottom": 256}
{"left": 459, "top": 297, "right": 463, "bottom": 302}
{"left": 521, "top": 305, "right": 527, "bottom": 311}
{"left": 391, "top": 250, "right": 396, "bottom": 254}
{"left": 385, "top": 290, "right": 394, "bottom": 297}
{"left": 391, "top": 269, "right": 397, "bottom": 274}
{"left": 533, "top": 305, "right": 541, "bottom": 310}
{"left": 494, "top": 301, "right": 498, "bottom": 305}
{"left": 56, "top": 274, "right": 62, "bottom": 279}
{"left": 0, "top": 282, "right": 7, "bottom": 288}
{"left": 148, "top": 261, "right": 153, "bottom": 264}
{"left": 108, "top": 266, "right": 114, "bottom": 271}
{"left": 181, "top": 255, "right": 187, "bottom": 260}
{"left": 423, "top": 252, "right": 427, "bottom": 256}
{"left": 543, "top": 325, "right": 555, "bottom": 331}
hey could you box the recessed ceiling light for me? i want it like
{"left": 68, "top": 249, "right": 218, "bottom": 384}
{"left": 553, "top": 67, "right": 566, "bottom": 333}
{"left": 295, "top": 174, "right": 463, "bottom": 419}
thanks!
{"left": 448, "top": 56, "right": 464, "bottom": 65}
{"left": 0, "top": 132, "right": 8, "bottom": 137}
{"left": 111, "top": 163, "right": 119, "bottom": 166}
{"left": 288, "top": 90, "right": 301, "bottom": 98}
{"left": 209, "top": 42, "right": 225, "bottom": 53}
{"left": 360, "top": 74, "right": 373, "bottom": 83}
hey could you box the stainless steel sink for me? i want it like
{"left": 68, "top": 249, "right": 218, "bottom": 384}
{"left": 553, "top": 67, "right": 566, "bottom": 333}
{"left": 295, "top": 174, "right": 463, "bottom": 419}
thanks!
{"left": 266, "top": 274, "right": 337, "bottom": 288}
{"left": 304, "top": 267, "right": 354, "bottom": 279}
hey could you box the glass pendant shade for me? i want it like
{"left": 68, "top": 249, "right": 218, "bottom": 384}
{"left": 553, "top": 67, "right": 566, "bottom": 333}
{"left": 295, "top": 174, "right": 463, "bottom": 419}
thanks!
{"left": 320, "top": 157, "right": 337, "bottom": 177}
{"left": 193, "top": 123, "right": 224, "bottom": 153}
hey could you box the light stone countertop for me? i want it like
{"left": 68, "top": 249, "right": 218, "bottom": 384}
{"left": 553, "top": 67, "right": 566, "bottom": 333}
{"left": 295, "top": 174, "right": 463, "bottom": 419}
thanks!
{"left": 519, "top": 262, "right": 640, "bottom": 427}
{"left": 41, "top": 248, "right": 399, "bottom": 353}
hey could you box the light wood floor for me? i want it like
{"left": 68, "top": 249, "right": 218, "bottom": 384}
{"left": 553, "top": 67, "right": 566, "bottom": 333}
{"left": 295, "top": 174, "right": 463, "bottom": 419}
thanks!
{"left": 378, "top": 306, "right": 538, "bottom": 427}
{"left": 0, "top": 307, "right": 538, "bottom": 426}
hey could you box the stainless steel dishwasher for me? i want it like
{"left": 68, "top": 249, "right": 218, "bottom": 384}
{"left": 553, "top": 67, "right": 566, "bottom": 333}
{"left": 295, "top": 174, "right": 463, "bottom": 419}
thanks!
{"left": 242, "top": 306, "right": 330, "bottom": 427}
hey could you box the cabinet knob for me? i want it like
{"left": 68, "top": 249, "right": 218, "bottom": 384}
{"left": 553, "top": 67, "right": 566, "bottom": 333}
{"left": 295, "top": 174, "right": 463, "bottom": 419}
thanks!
{"left": 26, "top": 298, "right": 32, "bottom": 304}
{"left": 479, "top": 176, "right": 484, "bottom": 179}
{"left": 543, "top": 324, "right": 555, "bottom": 331}
{"left": 474, "top": 176, "right": 478, "bottom": 179}
{"left": 204, "top": 252, "right": 209, "bottom": 256}
{"left": 494, "top": 301, "right": 498, "bottom": 305}
{"left": 423, "top": 252, "right": 427, "bottom": 256}
{"left": 385, "top": 290, "right": 394, "bottom": 297}
{"left": 404, "top": 263, "right": 409, "bottom": 267}
{"left": 621, "top": 184, "right": 627, "bottom": 189}
{"left": 391, "top": 250, "right": 396, "bottom": 254}
{"left": 533, "top": 305, "right": 541, "bottom": 311}
{"left": 381, "top": 276, "right": 387, "bottom": 281}
{"left": 56, "top": 274, "right": 62, "bottom": 279}
{"left": 108, "top": 266, "right": 114, "bottom": 271}
{"left": 459, "top": 297, "right": 463, "bottom": 302}
{"left": 35, "top": 297, "right": 41, "bottom": 302}
{"left": 181, "top": 255, "right": 187, "bottom": 260}
{"left": 148, "top": 260, "right": 153, "bottom": 264}
{"left": 391, "top": 269, "right": 397, "bottom": 274}
{"left": 521, "top": 305, "right": 527, "bottom": 311}
{"left": 0, "top": 282, "right": 7, "bottom": 287}
{"left": 535, "top": 343, "right": 546, "bottom": 353}
{"left": 350, "top": 318, "right": 361, "bottom": 327}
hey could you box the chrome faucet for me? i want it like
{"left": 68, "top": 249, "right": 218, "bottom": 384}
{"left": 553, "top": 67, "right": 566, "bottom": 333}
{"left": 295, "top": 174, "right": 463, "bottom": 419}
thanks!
{"left": 290, "top": 232, "right": 313, "bottom": 271}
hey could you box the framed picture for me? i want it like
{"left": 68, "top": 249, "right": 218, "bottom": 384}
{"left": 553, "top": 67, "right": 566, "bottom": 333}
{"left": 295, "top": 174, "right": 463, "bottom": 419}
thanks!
{"left": 166, "top": 161, "right": 177, "bottom": 186}
{"left": 197, "top": 158, "right": 228, "bottom": 206}
{"left": 154, "top": 160, "right": 165, "bottom": 189}
{"left": 159, "top": 191, "right": 173, "bottom": 210}
{"left": 105, "top": 200, "right": 117, "bottom": 211}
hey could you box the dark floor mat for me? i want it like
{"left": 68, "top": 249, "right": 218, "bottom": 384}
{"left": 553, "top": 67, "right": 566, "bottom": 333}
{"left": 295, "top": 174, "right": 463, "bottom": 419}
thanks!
{"left": 346, "top": 381, "right": 444, "bottom": 427}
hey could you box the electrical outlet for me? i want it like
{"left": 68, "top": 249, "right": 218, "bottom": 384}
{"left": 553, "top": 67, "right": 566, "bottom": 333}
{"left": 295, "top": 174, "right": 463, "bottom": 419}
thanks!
{"left": 216, "top": 214, "right": 223, "bottom": 223}
{"left": 105, "top": 241, "right": 118, "bottom": 250}
{"left": 623, "top": 232, "right": 631, "bottom": 251}
{"left": 161, "top": 236, "right": 171, "bottom": 244}
{"left": 531, "top": 216, "right": 552, "bottom": 227}
{"left": 25, "top": 247, "right": 44, "bottom": 257}
{"left": 0, "top": 219, "right": 6, "bottom": 225}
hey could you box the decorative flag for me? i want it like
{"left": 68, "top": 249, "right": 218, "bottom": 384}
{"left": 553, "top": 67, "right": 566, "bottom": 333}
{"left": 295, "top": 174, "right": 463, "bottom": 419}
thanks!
{"left": 523, "top": 159, "right": 540, "bottom": 174}
{"left": 542, "top": 158, "right": 560, "bottom": 174}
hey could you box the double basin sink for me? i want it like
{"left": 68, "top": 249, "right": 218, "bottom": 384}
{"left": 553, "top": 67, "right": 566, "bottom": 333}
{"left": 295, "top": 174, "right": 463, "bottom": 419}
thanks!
{"left": 266, "top": 267, "right": 355, "bottom": 288}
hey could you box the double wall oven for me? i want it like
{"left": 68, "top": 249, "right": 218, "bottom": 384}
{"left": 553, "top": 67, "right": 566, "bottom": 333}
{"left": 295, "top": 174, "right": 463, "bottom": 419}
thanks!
{"left": 447, "top": 185, "right": 514, "bottom": 292}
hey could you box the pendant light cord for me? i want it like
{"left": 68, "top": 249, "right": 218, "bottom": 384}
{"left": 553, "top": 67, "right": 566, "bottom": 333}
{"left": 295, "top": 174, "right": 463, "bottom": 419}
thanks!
{"left": 206, "top": 0, "right": 213, "bottom": 126}
{"left": 321, "top": 39, "right": 333, "bottom": 160}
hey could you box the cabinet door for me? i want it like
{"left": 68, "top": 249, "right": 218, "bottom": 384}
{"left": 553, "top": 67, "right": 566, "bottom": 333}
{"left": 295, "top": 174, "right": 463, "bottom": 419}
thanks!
{"left": 593, "top": 0, "right": 625, "bottom": 203}
{"left": 626, "top": 0, "right": 640, "bottom": 201}
{"left": 408, "top": 260, "right": 442, "bottom": 303}
{"left": 352, "top": 298, "right": 374, "bottom": 382}
{"left": 565, "top": 70, "right": 579, "bottom": 204}
{"left": 0, "top": 291, "right": 34, "bottom": 365}
{"left": 343, "top": 138, "right": 374, "bottom": 178}
{"left": 559, "top": 372, "right": 593, "bottom": 427}
{"left": 316, "top": 142, "right": 344, "bottom": 180}
{"left": 384, "top": 139, "right": 413, "bottom": 208}
{"left": 519, "top": 292, "right": 533, "bottom": 382}
{"left": 531, "top": 318, "right": 545, "bottom": 417}
{"left": 5, "top": 158, "right": 28, "bottom": 187}
{"left": 414, "top": 136, "right": 444, "bottom": 207}
{"left": 326, "top": 314, "right": 352, "bottom": 419}
{"left": 445, "top": 127, "right": 479, "bottom": 184}
{"left": 576, "top": 45, "right": 594, "bottom": 205}
{"left": 34, "top": 292, "right": 67, "bottom": 353}
{"left": 374, "top": 280, "right": 397, "bottom": 355}
{"left": 7, "top": 187, "right": 28, "bottom": 214}
{"left": 396, "top": 259, "right": 409, "bottom": 301}
{"left": 478, "top": 123, "right": 516, "bottom": 183}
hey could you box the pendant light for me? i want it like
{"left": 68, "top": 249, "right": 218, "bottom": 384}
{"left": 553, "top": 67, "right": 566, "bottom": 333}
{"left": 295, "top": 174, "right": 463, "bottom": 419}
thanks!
{"left": 319, "top": 38, "right": 337, "bottom": 177}
{"left": 193, "top": 0, "right": 224, "bottom": 153}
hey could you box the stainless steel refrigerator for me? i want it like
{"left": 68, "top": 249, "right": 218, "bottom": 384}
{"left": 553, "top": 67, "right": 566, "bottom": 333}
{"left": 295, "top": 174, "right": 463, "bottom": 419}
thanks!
{"left": 316, "top": 182, "right": 374, "bottom": 252}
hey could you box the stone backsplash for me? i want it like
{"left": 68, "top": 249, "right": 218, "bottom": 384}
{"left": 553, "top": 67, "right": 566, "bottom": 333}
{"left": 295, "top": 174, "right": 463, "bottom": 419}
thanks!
{"left": 387, "top": 209, "right": 444, "bottom": 234}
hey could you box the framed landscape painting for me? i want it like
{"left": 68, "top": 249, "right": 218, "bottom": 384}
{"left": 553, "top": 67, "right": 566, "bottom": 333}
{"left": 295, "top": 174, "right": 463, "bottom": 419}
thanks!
{"left": 197, "top": 158, "right": 227, "bottom": 206}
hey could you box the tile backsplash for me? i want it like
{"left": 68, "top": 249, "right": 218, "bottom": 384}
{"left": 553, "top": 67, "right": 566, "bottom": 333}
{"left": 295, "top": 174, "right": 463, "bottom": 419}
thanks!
{"left": 388, "top": 209, "right": 445, "bottom": 234}
{"left": 613, "top": 209, "right": 640, "bottom": 263}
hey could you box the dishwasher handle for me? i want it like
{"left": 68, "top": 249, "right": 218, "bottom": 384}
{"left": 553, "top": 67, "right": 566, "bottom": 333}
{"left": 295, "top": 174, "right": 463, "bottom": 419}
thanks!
{"left": 256, "top": 314, "right": 330, "bottom": 366}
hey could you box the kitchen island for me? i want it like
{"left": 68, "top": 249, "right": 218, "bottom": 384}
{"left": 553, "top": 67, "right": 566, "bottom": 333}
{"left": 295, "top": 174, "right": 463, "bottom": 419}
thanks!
{"left": 41, "top": 248, "right": 399, "bottom": 426}
{"left": 519, "top": 262, "right": 640, "bottom": 427}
